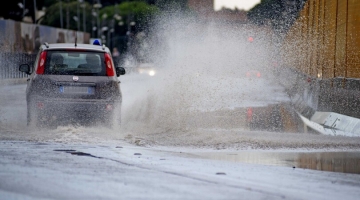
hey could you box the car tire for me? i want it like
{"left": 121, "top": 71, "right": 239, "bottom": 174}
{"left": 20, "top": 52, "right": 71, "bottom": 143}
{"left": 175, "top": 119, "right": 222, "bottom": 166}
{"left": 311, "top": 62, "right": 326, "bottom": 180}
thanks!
{"left": 27, "top": 101, "right": 38, "bottom": 129}
{"left": 111, "top": 104, "right": 122, "bottom": 130}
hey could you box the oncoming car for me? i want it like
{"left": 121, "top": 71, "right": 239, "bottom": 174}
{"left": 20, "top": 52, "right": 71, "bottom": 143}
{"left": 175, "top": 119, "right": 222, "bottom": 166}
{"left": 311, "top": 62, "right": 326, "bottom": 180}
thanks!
{"left": 19, "top": 41, "right": 126, "bottom": 129}
{"left": 136, "top": 63, "right": 156, "bottom": 76}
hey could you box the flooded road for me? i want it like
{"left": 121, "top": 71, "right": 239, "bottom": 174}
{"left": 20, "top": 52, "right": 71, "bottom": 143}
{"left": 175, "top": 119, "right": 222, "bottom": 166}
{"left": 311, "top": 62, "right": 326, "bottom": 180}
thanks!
{"left": 191, "top": 103, "right": 360, "bottom": 175}
{"left": 2, "top": 77, "right": 360, "bottom": 177}
{"left": 2, "top": 140, "right": 360, "bottom": 200}
{"left": 196, "top": 151, "right": 360, "bottom": 174}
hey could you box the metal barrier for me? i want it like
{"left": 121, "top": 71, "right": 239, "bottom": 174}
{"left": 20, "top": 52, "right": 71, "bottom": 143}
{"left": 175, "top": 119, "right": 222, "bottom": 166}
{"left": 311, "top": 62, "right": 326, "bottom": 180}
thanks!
{"left": 0, "top": 53, "right": 36, "bottom": 79}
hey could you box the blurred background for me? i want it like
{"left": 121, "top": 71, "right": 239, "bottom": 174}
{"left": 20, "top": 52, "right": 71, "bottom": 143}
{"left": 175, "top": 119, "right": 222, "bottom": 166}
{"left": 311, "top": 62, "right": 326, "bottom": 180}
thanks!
{"left": 0, "top": 0, "right": 306, "bottom": 60}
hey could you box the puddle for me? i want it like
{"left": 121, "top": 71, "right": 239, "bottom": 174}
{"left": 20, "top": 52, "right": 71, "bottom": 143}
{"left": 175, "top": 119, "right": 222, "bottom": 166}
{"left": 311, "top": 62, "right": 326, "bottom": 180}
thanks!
{"left": 246, "top": 103, "right": 305, "bottom": 133}
{"left": 204, "top": 102, "right": 357, "bottom": 169}
{"left": 197, "top": 151, "right": 360, "bottom": 174}
{"left": 186, "top": 103, "right": 307, "bottom": 133}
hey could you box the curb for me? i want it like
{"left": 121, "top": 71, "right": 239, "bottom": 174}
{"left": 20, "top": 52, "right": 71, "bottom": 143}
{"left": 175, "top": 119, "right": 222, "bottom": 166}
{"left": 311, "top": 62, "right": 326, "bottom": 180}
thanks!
{"left": 0, "top": 78, "right": 28, "bottom": 86}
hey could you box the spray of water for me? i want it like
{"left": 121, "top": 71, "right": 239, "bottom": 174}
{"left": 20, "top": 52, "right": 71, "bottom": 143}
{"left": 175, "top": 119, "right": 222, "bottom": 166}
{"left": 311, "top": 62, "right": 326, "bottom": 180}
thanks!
{"left": 120, "top": 12, "right": 278, "bottom": 134}
{"left": 116, "top": 12, "right": 360, "bottom": 150}
{"left": 2, "top": 12, "right": 359, "bottom": 150}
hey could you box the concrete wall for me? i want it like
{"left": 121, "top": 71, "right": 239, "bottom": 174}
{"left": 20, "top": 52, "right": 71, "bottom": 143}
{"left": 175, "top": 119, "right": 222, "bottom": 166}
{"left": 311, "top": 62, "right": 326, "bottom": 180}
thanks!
{"left": 278, "top": 0, "right": 360, "bottom": 120}
{"left": 0, "top": 19, "right": 90, "bottom": 54}
{"left": 0, "top": 19, "right": 90, "bottom": 79}
{"left": 281, "top": 0, "right": 360, "bottom": 80}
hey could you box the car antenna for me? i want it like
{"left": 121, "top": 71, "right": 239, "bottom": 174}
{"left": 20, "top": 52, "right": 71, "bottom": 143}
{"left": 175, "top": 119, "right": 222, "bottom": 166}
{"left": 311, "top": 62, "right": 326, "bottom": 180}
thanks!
{"left": 43, "top": 42, "right": 49, "bottom": 48}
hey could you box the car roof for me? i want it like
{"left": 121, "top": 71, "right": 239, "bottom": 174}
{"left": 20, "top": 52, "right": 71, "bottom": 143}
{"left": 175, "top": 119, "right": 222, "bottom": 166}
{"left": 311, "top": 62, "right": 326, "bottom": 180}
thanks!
{"left": 40, "top": 43, "right": 110, "bottom": 53}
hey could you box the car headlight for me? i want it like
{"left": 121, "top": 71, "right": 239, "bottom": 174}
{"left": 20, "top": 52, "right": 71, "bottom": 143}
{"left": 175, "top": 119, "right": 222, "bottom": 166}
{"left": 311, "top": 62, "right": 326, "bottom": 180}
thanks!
{"left": 148, "top": 70, "right": 156, "bottom": 76}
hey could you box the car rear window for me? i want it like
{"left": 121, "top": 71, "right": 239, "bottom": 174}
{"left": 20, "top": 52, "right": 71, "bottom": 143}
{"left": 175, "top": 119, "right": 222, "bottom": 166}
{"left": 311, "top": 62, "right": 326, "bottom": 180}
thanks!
{"left": 44, "top": 50, "right": 106, "bottom": 76}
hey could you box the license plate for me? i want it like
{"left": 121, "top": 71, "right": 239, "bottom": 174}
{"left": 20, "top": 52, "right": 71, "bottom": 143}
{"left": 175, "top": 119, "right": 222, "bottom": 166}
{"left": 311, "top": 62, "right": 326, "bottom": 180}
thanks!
{"left": 59, "top": 86, "right": 94, "bottom": 94}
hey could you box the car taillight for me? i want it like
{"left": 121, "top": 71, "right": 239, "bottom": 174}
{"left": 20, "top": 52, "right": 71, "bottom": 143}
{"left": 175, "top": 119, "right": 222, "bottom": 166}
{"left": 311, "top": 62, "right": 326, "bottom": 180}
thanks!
{"left": 36, "top": 51, "right": 47, "bottom": 74}
{"left": 105, "top": 53, "right": 115, "bottom": 76}
{"left": 256, "top": 72, "right": 261, "bottom": 77}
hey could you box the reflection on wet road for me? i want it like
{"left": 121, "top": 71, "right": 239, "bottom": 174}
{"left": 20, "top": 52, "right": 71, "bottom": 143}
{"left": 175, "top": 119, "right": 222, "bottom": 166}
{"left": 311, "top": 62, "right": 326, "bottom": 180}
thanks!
{"left": 192, "top": 103, "right": 360, "bottom": 175}
{"left": 196, "top": 151, "right": 360, "bottom": 174}
{"left": 246, "top": 103, "right": 304, "bottom": 133}
{"left": 184, "top": 103, "right": 304, "bottom": 132}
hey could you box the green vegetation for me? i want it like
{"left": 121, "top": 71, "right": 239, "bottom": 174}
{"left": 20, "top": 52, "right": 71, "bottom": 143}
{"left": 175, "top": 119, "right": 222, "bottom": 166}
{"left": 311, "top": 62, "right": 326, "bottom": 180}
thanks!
{"left": 41, "top": 1, "right": 159, "bottom": 36}
{"left": 247, "top": 0, "right": 305, "bottom": 34}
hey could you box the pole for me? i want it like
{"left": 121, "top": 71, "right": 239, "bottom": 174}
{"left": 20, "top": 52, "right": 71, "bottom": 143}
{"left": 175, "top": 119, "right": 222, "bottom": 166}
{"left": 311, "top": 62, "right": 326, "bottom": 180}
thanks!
{"left": 92, "top": 0, "right": 95, "bottom": 37}
{"left": 83, "top": 3, "right": 86, "bottom": 32}
{"left": 107, "top": 22, "right": 110, "bottom": 47}
{"left": 92, "top": 16, "right": 95, "bottom": 38}
{"left": 97, "top": 8, "right": 100, "bottom": 37}
{"left": 23, "top": 0, "right": 26, "bottom": 18}
{"left": 112, "top": 4, "right": 118, "bottom": 50}
{"left": 97, "top": 0, "right": 101, "bottom": 38}
{"left": 77, "top": 1, "right": 80, "bottom": 31}
{"left": 59, "top": 0, "right": 63, "bottom": 28}
{"left": 33, "top": 0, "right": 37, "bottom": 23}
{"left": 66, "top": 0, "right": 69, "bottom": 29}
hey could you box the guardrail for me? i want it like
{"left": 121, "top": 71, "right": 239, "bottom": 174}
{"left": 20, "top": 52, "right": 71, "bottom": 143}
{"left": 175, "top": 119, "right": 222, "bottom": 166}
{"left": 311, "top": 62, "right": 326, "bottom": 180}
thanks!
{"left": 0, "top": 53, "right": 36, "bottom": 79}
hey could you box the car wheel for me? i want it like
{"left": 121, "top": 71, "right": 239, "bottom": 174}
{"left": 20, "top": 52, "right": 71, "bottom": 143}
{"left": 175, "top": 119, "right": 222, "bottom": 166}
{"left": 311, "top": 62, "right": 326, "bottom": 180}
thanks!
{"left": 111, "top": 104, "right": 122, "bottom": 130}
{"left": 27, "top": 101, "right": 38, "bottom": 129}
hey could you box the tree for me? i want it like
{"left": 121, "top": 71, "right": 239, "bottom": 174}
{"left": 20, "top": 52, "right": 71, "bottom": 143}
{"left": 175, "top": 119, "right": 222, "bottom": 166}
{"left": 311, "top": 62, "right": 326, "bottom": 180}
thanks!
{"left": 100, "top": 1, "right": 159, "bottom": 35}
{"left": 41, "top": 1, "right": 93, "bottom": 33}
{"left": 40, "top": 1, "right": 158, "bottom": 33}
{"left": 0, "top": 0, "right": 45, "bottom": 23}
{"left": 247, "top": 0, "right": 306, "bottom": 35}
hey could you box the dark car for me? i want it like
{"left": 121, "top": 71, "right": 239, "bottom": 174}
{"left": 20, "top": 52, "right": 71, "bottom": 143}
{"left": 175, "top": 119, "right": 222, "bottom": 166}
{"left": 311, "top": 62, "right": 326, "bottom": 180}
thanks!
{"left": 19, "top": 42, "right": 126, "bottom": 129}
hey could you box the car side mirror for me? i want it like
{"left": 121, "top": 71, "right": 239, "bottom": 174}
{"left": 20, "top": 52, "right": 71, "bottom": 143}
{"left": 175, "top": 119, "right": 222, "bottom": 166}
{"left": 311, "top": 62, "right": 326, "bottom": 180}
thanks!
{"left": 116, "top": 67, "right": 126, "bottom": 77}
{"left": 19, "top": 64, "right": 33, "bottom": 75}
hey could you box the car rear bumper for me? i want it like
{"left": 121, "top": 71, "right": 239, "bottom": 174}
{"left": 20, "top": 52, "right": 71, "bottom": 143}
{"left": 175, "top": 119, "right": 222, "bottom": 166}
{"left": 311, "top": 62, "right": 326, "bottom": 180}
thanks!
{"left": 28, "top": 97, "right": 121, "bottom": 124}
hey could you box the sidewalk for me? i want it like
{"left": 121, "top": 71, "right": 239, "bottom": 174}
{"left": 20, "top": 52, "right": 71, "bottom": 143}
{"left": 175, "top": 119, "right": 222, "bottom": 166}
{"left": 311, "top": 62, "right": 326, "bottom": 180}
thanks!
{"left": 274, "top": 68, "right": 360, "bottom": 137}
{"left": 0, "top": 78, "right": 27, "bottom": 86}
